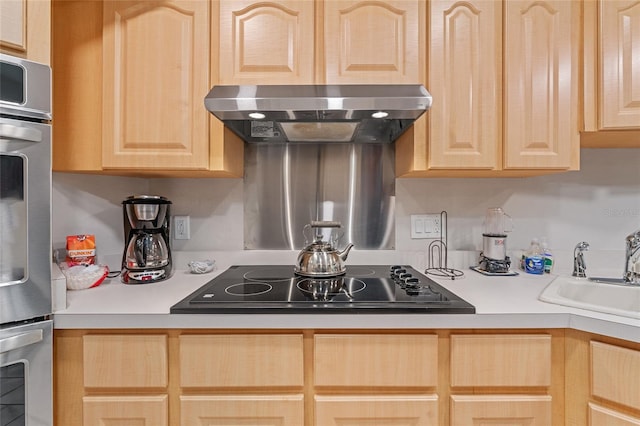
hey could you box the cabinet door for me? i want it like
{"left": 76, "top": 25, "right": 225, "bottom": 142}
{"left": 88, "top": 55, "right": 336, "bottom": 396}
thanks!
{"left": 83, "top": 395, "right": 168, "bottom": 426}
{"left": 451, "top": 395, "right": 552, "bottom": 426}
{"left": 428, "top": 0, "right": 501, "bottom": 169}
{"left": 180, "top": 395, "right": 304, "bottom": 426}
{"left": 218, "top": 0, "right": 315, "bottom": 84}
{"left": 600, "top": 0, "right": 640, "bottom": 129}
{"left": 323, "top": 0, "right": 424, "bottom": 84}
{"left": 315, "top": 395, "right": 438, "bottom": 426}
{"left": 102, "top": 0, "right": 210, "bottom": 170}
{"left": 503, "top": 0, "right": 579, "bottom": 169}
{"left": 0, "top": 0, "right": 50, "bottom": 64}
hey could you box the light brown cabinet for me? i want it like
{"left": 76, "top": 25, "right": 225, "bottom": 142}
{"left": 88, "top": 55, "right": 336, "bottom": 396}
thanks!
{"left": 397, "top": 0, "right": 580, "bottom": 176}
{"left": 54, "top": 333, "right": 170, "bottom": 426}
{"left": 217, "top": 0, "right": 424, "bottom": 85}
{"left": 101, "top": 0, "right": 210, "bottom": 171}
{"left": 52, "top": 0, "right": 243, "bottom": 177}
{"left": 0, "top": 0, "right": 50, "bottom": 64}
{"left": 449, "top": 334, "right": 554, "bottom": 425}
{"left": 582, "top": 0, "right": 640, "bottom": 148}
{"left": 56, "top": 328, "right": 640, "bottom": 425}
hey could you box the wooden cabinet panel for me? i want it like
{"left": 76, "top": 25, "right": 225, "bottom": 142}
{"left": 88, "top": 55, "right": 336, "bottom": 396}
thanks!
{"left": 591, "top": 341, "right": 640, "bottom": 409}
{"left": 0, "top": 0, "right": 26, "bottom": 51}
{"left": 324, "top": 0, "right": 424, "bottom": 84}
{"left": 503, "top": 0, "right": 579, "bottom": 169}
{"left": 428, "top": 0, "right": 501, "bottom": 169}
{"left": 451, "top": 395, "right": 552, "bottom": 425}
{"left": 102, "top": 0, "right": 210, "bottom": 170}
{"left": 450, "top": 334, "right": 551, "bottom": 387}
{"left": 218, "top": 0, "right": 315, "bottom": 84}
{"left": 179, "top": 334, "right": 304, "bottom": 387}
{"left": 315, "top": 395, "right": 438, "bottom": 426}
{"left": 83, "top": 395, "right": 168, "bottom": 426}
{"left": 0, "top": 0, "right": 50, "bottom": 64}
{"left": 600, "top": 0, "right": 640, "bottom": 129}
{"left": 314, "top": 334, "right": 438, "bottom": 387}
{"left": 83, "top": 334, "right": 168, "bottom": 388}
{"left": 180, "top": 395, "right": 304, "bottom": 426}
{"left": 589, "top": 403, "right": 640, "bottom": 426}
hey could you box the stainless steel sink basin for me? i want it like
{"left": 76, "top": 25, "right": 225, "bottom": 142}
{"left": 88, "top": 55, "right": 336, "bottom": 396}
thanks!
{"left": 539, "top": 275, "right": 640, "bottom": 319}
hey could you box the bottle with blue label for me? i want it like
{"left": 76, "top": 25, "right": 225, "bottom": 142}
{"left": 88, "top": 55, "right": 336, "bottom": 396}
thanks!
{"left": 524, "top": 238, "right": 545, "bottom": 275}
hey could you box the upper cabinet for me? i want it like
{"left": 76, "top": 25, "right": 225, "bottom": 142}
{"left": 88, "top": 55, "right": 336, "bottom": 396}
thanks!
{"left": 217, "top": 0, "right": 424, "bottom": 85}
{"left": 217, "top": 0, "right": 315, "bottom": 84}
{"left": 582, "top": 0, "right": 640, "bottom": 148}
{"left": 0, "top": 0, "right": 50, "bottom": 64}
{"left": 323, "top": 1, "right": 424, "bottom": 84}
{"left": 397, "top": 0, "right": 580, "bottom": 176}
{"left": 52, "top": 0, "right": 243, "bottom": 177}
{"left": 102, "top": 0, "right": 210, "bottom": 170}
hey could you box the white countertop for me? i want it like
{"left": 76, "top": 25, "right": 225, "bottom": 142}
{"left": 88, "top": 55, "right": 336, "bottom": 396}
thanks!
{"left": 52, "top": 252, "right": 640, "bottom": 343}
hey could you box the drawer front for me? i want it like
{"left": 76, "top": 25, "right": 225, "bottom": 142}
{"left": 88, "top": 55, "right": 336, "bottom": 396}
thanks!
{"left": 314, "top": 334, "right": 438, "bottom": 387}
{"left": 591, "top": 341, "right": 640, "bottom": 409}
{"left": 180, "top": 334, "right": 304, "bottom": 388}
{"left": 83, "top": 334, "right": 168, "bottom": 388}
{"left": 450, "top": 334, "right": 551, "bottom": 387}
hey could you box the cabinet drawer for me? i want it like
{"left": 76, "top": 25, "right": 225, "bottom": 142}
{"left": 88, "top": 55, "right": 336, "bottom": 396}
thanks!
{"left": 314, "top": 334, "right": 438, "bottom": 387}
{"left": 591, "top": 341, "right": 640, "bottom": 409}
{"left": 450, "top": 334, "right": 551, "bottom": 387}
{"left": 83, "top": 334, "right": 168, "bottom": 388}
{"left": 179, "top": 334, "right": 304, "bottom": 388}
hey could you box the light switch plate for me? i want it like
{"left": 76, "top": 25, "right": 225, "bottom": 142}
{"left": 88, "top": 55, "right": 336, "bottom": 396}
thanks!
{"left": 410, "top": 214, "right": 442, "bottom": 239}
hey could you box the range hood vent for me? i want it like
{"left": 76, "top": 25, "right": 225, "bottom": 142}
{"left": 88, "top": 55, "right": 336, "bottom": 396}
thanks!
{"left": 204, "top": 84, "right": 432, "bottom": 144}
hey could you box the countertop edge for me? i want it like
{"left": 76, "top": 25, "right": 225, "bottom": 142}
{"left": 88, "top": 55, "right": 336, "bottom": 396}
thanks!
{"left": 52, "top": 312, "right": 640, "bottom": 343}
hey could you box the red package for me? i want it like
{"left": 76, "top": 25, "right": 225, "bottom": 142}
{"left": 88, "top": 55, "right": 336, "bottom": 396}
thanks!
{"left": 66, "top": 234, "right": 96, "bottom": 266}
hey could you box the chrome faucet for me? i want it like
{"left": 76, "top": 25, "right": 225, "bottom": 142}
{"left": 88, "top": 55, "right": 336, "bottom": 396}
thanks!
{"left": 572, "top": 241, "right": 590, "bottom": 278}
{"left": 623, "top": 229, "right": 640, "bottom": 284}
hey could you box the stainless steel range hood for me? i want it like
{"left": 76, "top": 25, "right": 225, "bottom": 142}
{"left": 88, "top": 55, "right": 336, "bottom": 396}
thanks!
{"left": 204, "top": 84, "right": 432, "bottom": 143}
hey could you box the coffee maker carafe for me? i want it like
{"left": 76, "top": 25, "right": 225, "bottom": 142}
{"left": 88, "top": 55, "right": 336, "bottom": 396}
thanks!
{"left": 121, "top": 195, "right": 172, "bottom": 284}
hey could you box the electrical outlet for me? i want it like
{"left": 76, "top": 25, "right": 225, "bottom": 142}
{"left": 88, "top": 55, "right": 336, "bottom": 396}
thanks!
{"left": 174, "top": 216, "right": 190, "bottom": 240}
{"left": 410, "top": 214, "right": 442, "bottom": 239}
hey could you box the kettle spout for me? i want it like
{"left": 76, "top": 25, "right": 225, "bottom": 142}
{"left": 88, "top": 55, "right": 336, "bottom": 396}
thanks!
{"left": 339, "top": 243, "right": 355, "bottom": 261}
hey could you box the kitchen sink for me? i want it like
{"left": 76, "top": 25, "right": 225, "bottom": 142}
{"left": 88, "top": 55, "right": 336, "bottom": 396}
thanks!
{"left": 539, "top": 275, "right": 640, "bottom": 319}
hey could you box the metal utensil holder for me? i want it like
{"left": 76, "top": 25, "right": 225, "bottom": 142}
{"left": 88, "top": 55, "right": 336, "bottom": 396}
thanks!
{"left": 425, "top": 211, "right": 464, "bottom": 280}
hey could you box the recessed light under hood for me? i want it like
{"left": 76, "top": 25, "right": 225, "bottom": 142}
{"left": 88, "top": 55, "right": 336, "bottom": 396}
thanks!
{"left": 204, "top": 84, "right": 432, "bottom": 143}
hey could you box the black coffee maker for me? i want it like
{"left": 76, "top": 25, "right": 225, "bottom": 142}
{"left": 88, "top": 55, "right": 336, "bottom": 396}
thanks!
{"left": 121, "top": 195, "right": 172, "bottom": 284}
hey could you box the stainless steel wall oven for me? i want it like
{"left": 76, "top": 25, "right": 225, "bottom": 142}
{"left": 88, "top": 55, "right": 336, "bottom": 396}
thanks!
{"left": 0, "top": 53, "right": 53, "bottom": 426}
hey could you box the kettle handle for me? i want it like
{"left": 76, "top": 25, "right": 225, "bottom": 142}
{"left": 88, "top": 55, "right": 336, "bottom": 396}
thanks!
{"left": 310, "top": 220, "right": 342, "bottom": 228}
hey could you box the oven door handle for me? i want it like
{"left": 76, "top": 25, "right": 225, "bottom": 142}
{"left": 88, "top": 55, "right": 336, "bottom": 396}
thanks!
{"left": 0, "top": 329, "right": 43, "bottom": 354}
{"left": 0, "top": 123, "right": 42, "bottom": 143}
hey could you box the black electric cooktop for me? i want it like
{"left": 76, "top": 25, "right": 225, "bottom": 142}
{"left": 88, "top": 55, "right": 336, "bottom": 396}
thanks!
{"left": 170, "top": 265, "right": 475, "bottom": 314}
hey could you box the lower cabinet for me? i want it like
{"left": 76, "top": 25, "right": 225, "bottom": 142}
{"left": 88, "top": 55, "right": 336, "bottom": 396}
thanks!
{"left": 449, "top": 334, "right": 555, "bottom": 425}
{"left": 53, "top": 328, "right": 640, "bottom": 426}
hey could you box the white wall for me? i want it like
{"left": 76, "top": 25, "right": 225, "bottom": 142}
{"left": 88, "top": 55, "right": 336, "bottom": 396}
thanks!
{"left": 53, "top": 149, "right": 640, "bottom": 272}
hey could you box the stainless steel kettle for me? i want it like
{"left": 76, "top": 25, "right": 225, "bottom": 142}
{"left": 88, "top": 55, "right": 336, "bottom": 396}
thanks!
{"left": 294, "top": 221, "right": 354, "bottom": 277}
